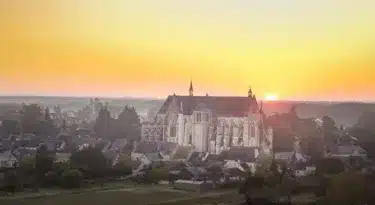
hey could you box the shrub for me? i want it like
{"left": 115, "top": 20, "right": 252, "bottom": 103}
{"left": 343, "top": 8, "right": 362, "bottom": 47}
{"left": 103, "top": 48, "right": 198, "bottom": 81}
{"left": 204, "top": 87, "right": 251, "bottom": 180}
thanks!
{"left": 110, "top": 163, "right": 132, "bottom": 177}
{"left": 61, "top": 169, "right": 83, "bottom": 189}
{"left": 44, "top": 171, "right": 58, "bottom": 187}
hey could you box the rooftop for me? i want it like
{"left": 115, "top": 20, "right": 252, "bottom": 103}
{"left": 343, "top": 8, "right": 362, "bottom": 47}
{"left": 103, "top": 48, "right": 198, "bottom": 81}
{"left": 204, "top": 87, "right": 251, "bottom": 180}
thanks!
{"left": 158, "top": 95, "right": 259, "bottom": 117}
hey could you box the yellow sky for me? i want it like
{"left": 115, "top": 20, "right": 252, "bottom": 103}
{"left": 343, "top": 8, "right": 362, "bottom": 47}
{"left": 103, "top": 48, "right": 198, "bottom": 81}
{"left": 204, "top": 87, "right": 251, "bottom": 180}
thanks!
{"left": 1, "top": 0, "right": 375, "bottom": 100}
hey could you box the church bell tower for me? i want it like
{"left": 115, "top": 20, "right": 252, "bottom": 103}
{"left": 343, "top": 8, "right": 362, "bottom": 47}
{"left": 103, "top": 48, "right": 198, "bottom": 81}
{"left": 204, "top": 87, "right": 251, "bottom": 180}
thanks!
{"left": 189, "top": 80, "right": 194, "bottom": 96}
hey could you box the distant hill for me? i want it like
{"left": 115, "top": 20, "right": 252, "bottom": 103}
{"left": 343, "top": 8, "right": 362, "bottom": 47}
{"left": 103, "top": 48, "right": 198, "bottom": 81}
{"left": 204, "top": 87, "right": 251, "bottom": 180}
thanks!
{"left": 262, "top": 101, "right": 375, "bottom": 126}
{"left": 1, "top": 96, "right": 374, "bottom": 126}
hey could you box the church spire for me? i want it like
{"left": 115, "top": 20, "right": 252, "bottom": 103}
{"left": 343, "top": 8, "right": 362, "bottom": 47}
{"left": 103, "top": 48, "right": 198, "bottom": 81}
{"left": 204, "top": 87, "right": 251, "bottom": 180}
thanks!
{"left": 189, "top": 79, "right": 193, "bottom": 96}
{"left": 248, "top": 86, "right": 253, "bottom": 98}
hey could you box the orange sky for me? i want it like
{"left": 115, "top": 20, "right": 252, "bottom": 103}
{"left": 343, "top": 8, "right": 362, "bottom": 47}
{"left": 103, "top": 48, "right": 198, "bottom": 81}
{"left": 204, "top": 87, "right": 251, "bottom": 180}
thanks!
{"left": 1, "top": 0, "right": 375, "bottom": 101}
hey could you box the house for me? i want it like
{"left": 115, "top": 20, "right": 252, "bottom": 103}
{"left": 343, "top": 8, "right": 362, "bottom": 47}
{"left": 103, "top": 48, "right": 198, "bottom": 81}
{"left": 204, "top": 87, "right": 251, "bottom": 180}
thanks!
{"left": 187, "top": 152, "right": 207, "bottom": 166}
{"left": 169, "top": 164, "right": 210, "bottom": 181}
{"left": 223, "top": 167, "right": 248, "bottom": 181}
{"left": 172, "top": 146, "right": 191, "bottom": 160}
{"left": 131, "top": 141, "right": 160, "bottom": 161}
{"left": 0, "top": 139, "right": 13, "bottom": 150}
{"left": 220, "top": 146, "right": 257, "bottom": 173}
{"left": 131, "top": 141, "right": 179, "bottom": 162}
{"left": 14, "top": 139, "right": 42, "bottom": 150}
{"left": 275, "top": 152, "right": 309, "bottom": 164}
{"left": 294, "top": 166, "right": 316, "bottom": 177}
{"left": 11, "top": 148, "right": 37, "bottom": 162}
{"left": 55, "top": 152, "right": 71, "bottom": 163}
{"left": 326, "top": 145, "right": 367, "bottom": 158}
{"left": 158, "top": 141, "right": 178, "bottom": 160}
{"left": 109, "top": 138, "right": 127, "bottom": 151}
{"left": 0, "top": 150, "right": 17, "bottom": 168}
{"left": 94, "top": 139, "right": 112, "bottom": 152}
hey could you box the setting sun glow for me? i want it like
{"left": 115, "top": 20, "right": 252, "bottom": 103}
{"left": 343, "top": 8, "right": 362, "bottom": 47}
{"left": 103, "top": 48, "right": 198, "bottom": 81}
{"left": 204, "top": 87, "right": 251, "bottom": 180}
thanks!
{"left": 1, "top": 1, "right": 375, "bottom": 100}
{"left": 265, "top": 94, "right": 279, "bottom": 101}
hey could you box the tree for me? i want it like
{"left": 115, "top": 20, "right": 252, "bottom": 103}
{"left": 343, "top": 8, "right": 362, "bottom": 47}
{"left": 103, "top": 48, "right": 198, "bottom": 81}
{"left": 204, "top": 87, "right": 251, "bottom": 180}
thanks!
{"left": 240, "top": 174, "right": 278, "bottom": 204}
{"left": 35, "top": 145, "right": 54, "bottom": 186}
{"left": 301, "top": 135, "right": 324, "bottom": 164}
{"left": 2, "top": 170, "right": 18, "bottom": 195}
{"left": 18, "top": 156, "right": 36, "bottom": 188}
{"left": 206, "top": 165, "right": 223, "bottom": 188}
{"left": 349, "top": 112, "right": 375, "bottom": 160}
{"left": 42, "top": 107, "right": 57, "bottom": 137}
{"left": 255, "top": 154, "right": 273, "bottom": 176}
{"left": 356, "top": 111, "right": 375, "bottom": 133}
{"left": 322, "top": 116, "right": 338, "bottom": 144}
{"left": 326, "top": 172, "right": 368, "bottom": 205}
{"left": 278, "top": 174, "right": 297, "bottom": 203}
{"left": 61, "top": 169, "right": 83, "bottom": 189}
{"left": 52, "top": 162, "right": 70, "bottom": 177}
{"left": 70, "top": 147, "right": 108, "bottom": 179}
{"left": 111, "top": 162, "right": 132, "bottom": 177}
{"left": 0, "top": 120, "right": 19, "bottom": 137}
{"left": 94, "top": 107, "right": 112, "bottom": 138}
{"left": 148, "top": 167, "right": 170, "bottom": 183}
{"left": 115, "top": 106, "right": 141, "bottom": 140}
{"left": 44, "top": 171, "right": 58, "bottom": 187}
{"left": 315, "top": 158, "right": 345, "bottom": 176}
{"left": 20, "top": 104, "right": 43, "bottom": 135}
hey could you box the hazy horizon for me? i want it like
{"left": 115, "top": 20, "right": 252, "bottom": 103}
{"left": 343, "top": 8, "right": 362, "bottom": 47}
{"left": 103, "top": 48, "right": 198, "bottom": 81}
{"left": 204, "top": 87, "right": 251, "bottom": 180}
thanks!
{"left": 0, "top": 94, "right": 374, "bottom": 103}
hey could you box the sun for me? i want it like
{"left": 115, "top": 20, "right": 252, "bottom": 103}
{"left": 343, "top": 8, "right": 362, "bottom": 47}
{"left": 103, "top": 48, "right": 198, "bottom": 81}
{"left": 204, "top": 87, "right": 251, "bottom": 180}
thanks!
{"left": 265, "top": 94, "right": 279, "bottom": 101}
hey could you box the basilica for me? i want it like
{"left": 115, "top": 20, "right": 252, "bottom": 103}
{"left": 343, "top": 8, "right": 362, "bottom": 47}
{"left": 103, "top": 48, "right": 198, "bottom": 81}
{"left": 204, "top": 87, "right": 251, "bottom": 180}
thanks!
{"left": 141, "top": 81, "right": 273, "bottom": 156}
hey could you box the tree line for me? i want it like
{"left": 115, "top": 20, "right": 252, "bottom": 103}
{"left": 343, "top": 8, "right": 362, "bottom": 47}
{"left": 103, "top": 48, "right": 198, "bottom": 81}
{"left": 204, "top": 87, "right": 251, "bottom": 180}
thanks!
{"left": 268, "top": 106, "right": 375, "bottom": 161}
{"left": 1, "top": 146, "right": 132, "bottom": 194}
{"left": 0, "top": 103, "right": 141, "bottom": 141}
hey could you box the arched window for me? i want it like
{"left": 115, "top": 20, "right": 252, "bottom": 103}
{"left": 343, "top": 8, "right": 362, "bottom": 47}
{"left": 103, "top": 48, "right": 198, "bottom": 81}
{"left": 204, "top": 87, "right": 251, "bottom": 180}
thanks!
{"left": 250, "top": 125, "right": 256, "bottom": 138}
{"left": 203, "top": 113, "right": 209, "bottom": 122}
{"left": 196, "top": 113, "right": 202, "bottom": 122}
{"left": 170, "top": 126, "right": 177, "bottom": 137}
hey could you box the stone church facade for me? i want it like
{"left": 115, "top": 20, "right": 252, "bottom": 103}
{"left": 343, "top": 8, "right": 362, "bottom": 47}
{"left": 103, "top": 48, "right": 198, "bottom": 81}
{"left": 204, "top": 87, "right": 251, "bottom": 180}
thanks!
{"left": 141, "top": 81, "right": 273, "bottom": 156}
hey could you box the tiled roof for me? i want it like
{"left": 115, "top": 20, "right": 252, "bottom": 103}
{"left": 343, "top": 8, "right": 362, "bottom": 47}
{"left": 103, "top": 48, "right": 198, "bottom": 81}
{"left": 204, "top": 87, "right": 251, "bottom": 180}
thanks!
{"left": 104, "top": 150, "right": 119, "bottom": 161}
{"left": 203, "top": 154, "right": 220, "bottom": 162}
{"left": 328, "top": 145, "right": 366, "bottom": 156}
{"left": 110, "top": 139, "right": 127, "bottom": 150}
{"left": 12, "top": 148, "right": 37, "bottom": 161}
{"left": 14, "top": 139, "right": 42, "bottom": 148}
{"left": 173, "top": 146, "right": 191, "bottom": 159}
{"left": 275, "top": 152, "right": 294, "bottom": 161}
{"left": 158, "top": 95, "right": 258, "bottom": 117}
{"left": 220, "top": 147, "right": 256, "bottom": 162}
{"left": 187, "top": 152, "right": 206, "bottom": 166}
{"left": 134, "top": 141, "right": 159, "bottom": 154}
{"left": 158, "top": 142, "right": 178, "bottom": 155}
{"left": 186, "top": 166, "right": 209, "bottom": 179}
{"left": 133, "top": 141, "right": 178, "bottom": 154}
{"left": 0, "top": 139, "right": 13, "bottom": 150}
{"left": 145, "top": 153, "right": 163, "bottom": 161}
{"left": 95, "top": 140, "right": 110, "bottom": 150}
{"left": 223, "top": 167, "right": 246, "bottom": 177}
{"left": 43, "top": 140, "right": 59, "bottom": 151}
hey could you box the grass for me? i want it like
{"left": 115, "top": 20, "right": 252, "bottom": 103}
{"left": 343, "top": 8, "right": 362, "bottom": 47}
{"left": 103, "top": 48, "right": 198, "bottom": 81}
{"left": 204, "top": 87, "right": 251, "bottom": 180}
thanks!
{"left": 0, "top": 186, "right": 193, "bottom": 205}
{"left": 150, "top": 189, "right": 243, "bottom": 205}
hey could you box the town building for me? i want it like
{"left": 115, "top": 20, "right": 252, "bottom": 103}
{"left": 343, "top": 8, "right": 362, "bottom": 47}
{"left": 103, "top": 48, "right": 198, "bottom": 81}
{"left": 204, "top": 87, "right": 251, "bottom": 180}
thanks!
{"left": 141, "top": 81, "right": 273, "bottom": 158}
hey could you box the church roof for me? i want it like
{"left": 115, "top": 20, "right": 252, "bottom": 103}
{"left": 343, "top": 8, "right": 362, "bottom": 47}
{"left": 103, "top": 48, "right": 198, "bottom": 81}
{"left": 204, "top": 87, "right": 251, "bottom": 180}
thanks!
{"left": 158, "top": 95, "right": 258, "bottom": 117}
{"left": 220, "top": 147, "right": 257, "bottom": 162}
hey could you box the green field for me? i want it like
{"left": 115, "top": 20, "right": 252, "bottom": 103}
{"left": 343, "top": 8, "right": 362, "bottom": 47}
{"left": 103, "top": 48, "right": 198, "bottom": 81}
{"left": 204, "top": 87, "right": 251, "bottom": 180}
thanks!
{"left": 0, "top": 186, "right": 239, "bottom": 205}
